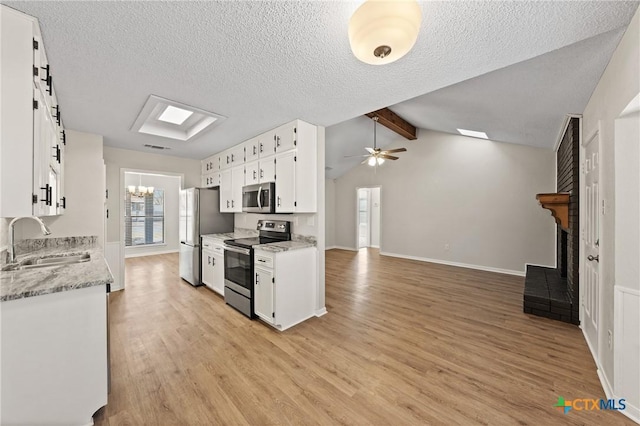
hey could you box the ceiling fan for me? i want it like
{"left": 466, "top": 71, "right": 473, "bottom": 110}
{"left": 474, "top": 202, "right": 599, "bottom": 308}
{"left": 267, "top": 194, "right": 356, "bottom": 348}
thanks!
{"left": 346, "top": 116, "right": 407, "bottom": 166}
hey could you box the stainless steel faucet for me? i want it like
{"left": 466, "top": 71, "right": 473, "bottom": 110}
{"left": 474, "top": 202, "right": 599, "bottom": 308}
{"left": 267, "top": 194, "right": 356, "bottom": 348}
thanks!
{"left": 8, "top": 216, "right": 52, "bottom": 264}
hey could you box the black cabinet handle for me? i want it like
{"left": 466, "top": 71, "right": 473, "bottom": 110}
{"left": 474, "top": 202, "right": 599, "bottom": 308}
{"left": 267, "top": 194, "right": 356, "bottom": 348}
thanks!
{"left": 61, "top": 197, "right": 66, "bottom": 209}
{"left": 53, "top": 145, "right": 60, "bottom": 163}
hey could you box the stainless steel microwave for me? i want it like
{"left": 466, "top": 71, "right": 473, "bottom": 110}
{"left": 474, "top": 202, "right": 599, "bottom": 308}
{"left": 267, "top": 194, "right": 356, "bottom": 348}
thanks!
{"left": 242, "top": 182, "right": 276, "bottom": 213}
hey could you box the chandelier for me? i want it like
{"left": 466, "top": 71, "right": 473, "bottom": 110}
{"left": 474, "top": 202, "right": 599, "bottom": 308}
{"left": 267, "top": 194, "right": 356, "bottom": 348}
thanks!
{"left": 127, "top": 174, "right": 154, "bottom": 197}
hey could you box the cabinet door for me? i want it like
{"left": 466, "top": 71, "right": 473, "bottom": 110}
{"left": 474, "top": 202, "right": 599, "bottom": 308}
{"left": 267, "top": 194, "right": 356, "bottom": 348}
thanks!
{"left": 220, "top": 149, "right": 232, "bottom": 170}
{"left": 259, "top": 158, "right": 275, "bottom": 183}
{"left": 230, "top": 145, "right": 245, "bottom": 166}
{"left": 245, "top": 138, "right": 260, "bottom": 162}
{"left": 211, "top": 251, "right": 224, "bottom": 295}
{"left": 203, "top": 171, "right": 220, "bottom": 188}
{"left": 274, "top": 123, "right": 296, "bottom": 153}
{"left": 231, "top": 166, "right": 245, "bottom": 212}
{"left": 245, "top": 160, "right": 260, "bottom": 186}
{"left": 254, "top": 267, "right": 274, "bottom": 324}
{"left": 220, "top": 169, "right": 232, "bottom": 212}
{"left": 275, "top": 151, "right": 295, "bottom": 212}
{"left": 202, "top": 249, "right": 215, "bottom": 287}
{"left": 257, "top": 131, "right": 276, "bottom": 158}
{"left": 33, "top": 87, "right": 58, "bottom": 216}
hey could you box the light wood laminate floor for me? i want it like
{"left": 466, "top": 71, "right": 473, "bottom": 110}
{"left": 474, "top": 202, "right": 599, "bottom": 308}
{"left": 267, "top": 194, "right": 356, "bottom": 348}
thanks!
{"left": 94, "top": 249, "right": 633, "bottom": 425}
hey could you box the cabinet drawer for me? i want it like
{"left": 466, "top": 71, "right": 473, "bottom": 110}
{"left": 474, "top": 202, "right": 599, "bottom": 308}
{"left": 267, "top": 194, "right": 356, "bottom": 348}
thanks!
{"left": 255, "top": 254, "right": 273, "bottom": 268}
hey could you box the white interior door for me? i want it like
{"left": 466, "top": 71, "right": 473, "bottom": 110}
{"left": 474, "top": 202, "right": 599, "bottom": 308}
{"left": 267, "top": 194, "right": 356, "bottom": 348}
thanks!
{"left": 357, "top": 188, "right": 370, "bottom": 248}
{"left": 583, "top": 132, "right": 600, "bottom": 352}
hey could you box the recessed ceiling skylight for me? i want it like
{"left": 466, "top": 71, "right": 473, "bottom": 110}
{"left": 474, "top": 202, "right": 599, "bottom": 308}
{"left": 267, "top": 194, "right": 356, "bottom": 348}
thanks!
{"left": 158, "top": 105, "right": 194, "bottom": 125}
{"left": 457, "top": 128, "right": 488, "bottom": 139}
{"left": 131, "top": 95, "right": 226, "bottom": 142}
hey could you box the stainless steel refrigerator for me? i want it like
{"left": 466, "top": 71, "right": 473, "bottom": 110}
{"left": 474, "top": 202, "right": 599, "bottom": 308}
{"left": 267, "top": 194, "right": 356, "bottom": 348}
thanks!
{"left": 179, "top": 188, "right": 234, "bottom": 286}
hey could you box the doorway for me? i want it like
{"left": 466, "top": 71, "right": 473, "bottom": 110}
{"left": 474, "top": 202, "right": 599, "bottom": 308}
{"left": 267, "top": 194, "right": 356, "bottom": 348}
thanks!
{"left": 356, "top": 187, "right": 381, "bottom": 249}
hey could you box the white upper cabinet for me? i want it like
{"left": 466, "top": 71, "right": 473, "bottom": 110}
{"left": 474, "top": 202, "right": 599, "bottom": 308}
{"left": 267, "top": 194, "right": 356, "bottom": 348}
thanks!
{"left": 202, "top": 153, "right": 219, "bottom": 175}
{"left": 275, "top": 151, "right": 295, "bottom": 213}
{"left": 274, "top": 122, "right": 296, "bottom": 153}
{"left": 245, "top": 158, "right": 275, "bottom": 186}
{"left": 256, "top": 131, "right": 276, "bottom": 158}
{"left": 201, "top": 119, "right": 317, "bottom": 214}
{"left": 1, "top": 7, "right": 65, "bottom": 218}
{"left": 244, "top": 137, "right": 260, "bottom": 162}
{"left": 220, "top": 166, "right": 244, "bottom": 212}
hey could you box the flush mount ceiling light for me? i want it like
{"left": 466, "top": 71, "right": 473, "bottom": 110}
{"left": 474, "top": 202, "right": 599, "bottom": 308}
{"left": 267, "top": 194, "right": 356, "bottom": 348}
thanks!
{"left": 457, "top": 128, "right": 489, "bottom": 139}
{"left": 348, "top": 0, "right": 422, "bottom": 65}
{"left": 131, "top": 95, "right": 226, "bottom": 142}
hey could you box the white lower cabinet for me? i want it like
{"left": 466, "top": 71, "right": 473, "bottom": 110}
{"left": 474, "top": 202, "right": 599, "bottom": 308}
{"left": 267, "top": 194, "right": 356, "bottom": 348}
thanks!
{"left": 253, "top": 247, "right": 317, "bottom": 331}
{"left": 202, "top": 238, "right": 225, "bottom": 295}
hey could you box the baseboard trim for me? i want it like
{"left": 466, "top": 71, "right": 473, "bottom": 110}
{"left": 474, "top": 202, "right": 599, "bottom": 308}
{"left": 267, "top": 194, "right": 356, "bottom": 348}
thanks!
{"left": 315, "top": 307, "right": 328, "bottom": 317}
{"left": 379, "top": 251, "right": 525, "bottom": 277}
{"left": 622, "top": 401, "right": 640, "bottom": 424}
{"left": 370, "top": 245, "right": 380, "bottom": 249}
{"left": 327, "top": 246, "right": 358, "bottom": 252}
{"left": 325, "top": 246, "right": 337, "bottom": 250}
{"left": 125, "top": 248, "right": 179, "bottom": 258}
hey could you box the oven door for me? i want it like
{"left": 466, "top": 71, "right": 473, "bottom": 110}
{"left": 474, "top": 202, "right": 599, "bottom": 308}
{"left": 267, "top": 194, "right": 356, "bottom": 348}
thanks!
{"left": 242, "top": 183, "right": 275, "bottom": 213}
{"left": 223, "top": 245, "right": 253, "bottom": 297}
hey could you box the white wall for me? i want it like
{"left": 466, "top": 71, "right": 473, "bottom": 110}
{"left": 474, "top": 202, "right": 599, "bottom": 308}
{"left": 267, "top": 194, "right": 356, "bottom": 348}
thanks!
{"left": 325, "top": 179, "right": 336, "bottom": 248}
{"left": 333, "top": 129, "right": 557, "bottom": 275}
{"left": 123, "top": 172, "right": 181, "bottom": 258}
{"left": 582, "top": 5, "right": 639, "bottom": 420}
{"left": 11, "top": 130, "right": 105, "bottom": 245}
{"left": 103, "top": 147, "right": 200, "bottom": 244}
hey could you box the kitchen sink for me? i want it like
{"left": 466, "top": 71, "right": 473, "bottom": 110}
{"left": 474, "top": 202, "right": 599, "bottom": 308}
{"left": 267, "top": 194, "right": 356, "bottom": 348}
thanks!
{"left": 2, "top": 253, "right": 91, "bottom": 271}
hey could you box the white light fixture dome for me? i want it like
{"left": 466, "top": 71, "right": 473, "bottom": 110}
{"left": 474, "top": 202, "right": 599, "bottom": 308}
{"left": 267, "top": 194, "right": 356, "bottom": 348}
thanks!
{"left": 349, "top": 0, "right": 422, "bottom": 65}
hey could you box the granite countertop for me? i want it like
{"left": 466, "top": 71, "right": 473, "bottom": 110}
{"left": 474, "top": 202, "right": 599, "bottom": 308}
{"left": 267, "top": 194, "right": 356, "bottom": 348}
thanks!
{"left": 254, "top": 240, "right": 316, "bottom": 253}
{"left": 202, "top": 230, "right": 316, "bottom": 252}
{"left": 1, "top": 237, "right": 113, "bottom": 302}
{"left": 201, "top": 229, "right": 258, "bottom": 242}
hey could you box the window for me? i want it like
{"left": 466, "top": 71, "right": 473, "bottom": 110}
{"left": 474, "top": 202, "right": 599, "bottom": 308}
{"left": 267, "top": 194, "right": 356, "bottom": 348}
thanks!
{"left": 125, "top": 189, "right": 165, "bottom": 246}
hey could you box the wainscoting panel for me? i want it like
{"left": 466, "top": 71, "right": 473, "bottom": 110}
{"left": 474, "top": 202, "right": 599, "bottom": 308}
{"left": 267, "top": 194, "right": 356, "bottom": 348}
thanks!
{"left": 614, "top": 285, "right": 640, "bottom": 422}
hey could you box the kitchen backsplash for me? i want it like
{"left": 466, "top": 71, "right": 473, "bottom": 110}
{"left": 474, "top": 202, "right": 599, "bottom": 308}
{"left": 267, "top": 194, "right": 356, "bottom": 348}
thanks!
{"left": 235, "top": 212, "right": 319, "bottom": 238}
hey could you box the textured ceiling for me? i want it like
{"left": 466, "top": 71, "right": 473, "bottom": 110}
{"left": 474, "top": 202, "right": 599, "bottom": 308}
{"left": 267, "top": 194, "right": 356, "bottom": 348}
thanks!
{"left": 3, "top": 1, "right": 639, "bottom": 178}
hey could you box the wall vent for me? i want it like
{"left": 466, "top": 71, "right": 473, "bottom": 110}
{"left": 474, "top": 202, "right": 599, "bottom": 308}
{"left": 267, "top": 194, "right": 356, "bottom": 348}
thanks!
{"left": 143, "top": 144, "right": 170, "bottom": 150}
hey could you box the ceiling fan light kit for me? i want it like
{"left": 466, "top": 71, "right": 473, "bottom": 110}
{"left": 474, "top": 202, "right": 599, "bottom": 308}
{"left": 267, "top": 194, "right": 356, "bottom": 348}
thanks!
{"left": 354, "top": 116, "right": 407, "bottom": 167}
{"left": 348, "top": 0, "right": 422, "bottom": 65}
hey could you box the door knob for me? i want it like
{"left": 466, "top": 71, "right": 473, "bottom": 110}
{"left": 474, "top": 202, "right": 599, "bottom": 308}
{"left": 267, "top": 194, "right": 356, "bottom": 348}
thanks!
{"left": 587, "top": 255, "right": 599, "bottom": 262}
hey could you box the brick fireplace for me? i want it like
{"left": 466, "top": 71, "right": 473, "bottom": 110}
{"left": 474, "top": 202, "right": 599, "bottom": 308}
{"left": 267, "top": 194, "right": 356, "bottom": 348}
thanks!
{"left": 524, "top": 117, "right": 580, "bottom": 324}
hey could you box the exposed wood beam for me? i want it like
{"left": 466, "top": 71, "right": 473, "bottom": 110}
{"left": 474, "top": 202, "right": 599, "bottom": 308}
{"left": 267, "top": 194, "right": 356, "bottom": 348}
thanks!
{"left": 365, "top": 108, "right": 417, "bottom": 140}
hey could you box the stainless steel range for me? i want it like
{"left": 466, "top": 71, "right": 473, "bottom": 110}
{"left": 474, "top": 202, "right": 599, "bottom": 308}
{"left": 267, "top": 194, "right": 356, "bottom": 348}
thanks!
{"left": 223, "top": 220, "right": 291, "bottom": 317}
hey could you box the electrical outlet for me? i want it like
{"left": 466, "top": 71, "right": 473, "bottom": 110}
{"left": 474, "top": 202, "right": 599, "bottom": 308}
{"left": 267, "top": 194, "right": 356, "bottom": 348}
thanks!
{"left": 444, "top": 244, "right": 450, "bottom": 251}
{"left": 608, "top": 330, "right": 613, "bottom": 349}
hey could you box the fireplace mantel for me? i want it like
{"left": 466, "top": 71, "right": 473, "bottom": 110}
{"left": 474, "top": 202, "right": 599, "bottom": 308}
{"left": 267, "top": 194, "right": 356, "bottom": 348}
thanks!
{"left": 536, "top": 193, "right": 570, "bottom": 231}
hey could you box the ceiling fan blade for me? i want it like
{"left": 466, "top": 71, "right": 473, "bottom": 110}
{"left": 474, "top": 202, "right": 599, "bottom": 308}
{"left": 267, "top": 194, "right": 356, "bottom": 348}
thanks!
{"left": 344, "top": 154, "right": 370, "bottom": 158}
{"left": 382, "top": 148, "right": 407, "bottom": 154}
{"left": 361, "top": 157, "right": 372, "bottom": 165}
{"left": 379, "top": 154, "right": 399, "bottom": 160}
{"left": 365, "top": 147, "right": 375, "bottom": 154}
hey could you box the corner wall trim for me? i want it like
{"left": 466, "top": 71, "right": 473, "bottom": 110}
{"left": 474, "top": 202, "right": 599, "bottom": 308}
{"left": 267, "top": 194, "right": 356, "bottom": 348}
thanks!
{"left": 379, "top": 251, "right": 526, "bottom": 277}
